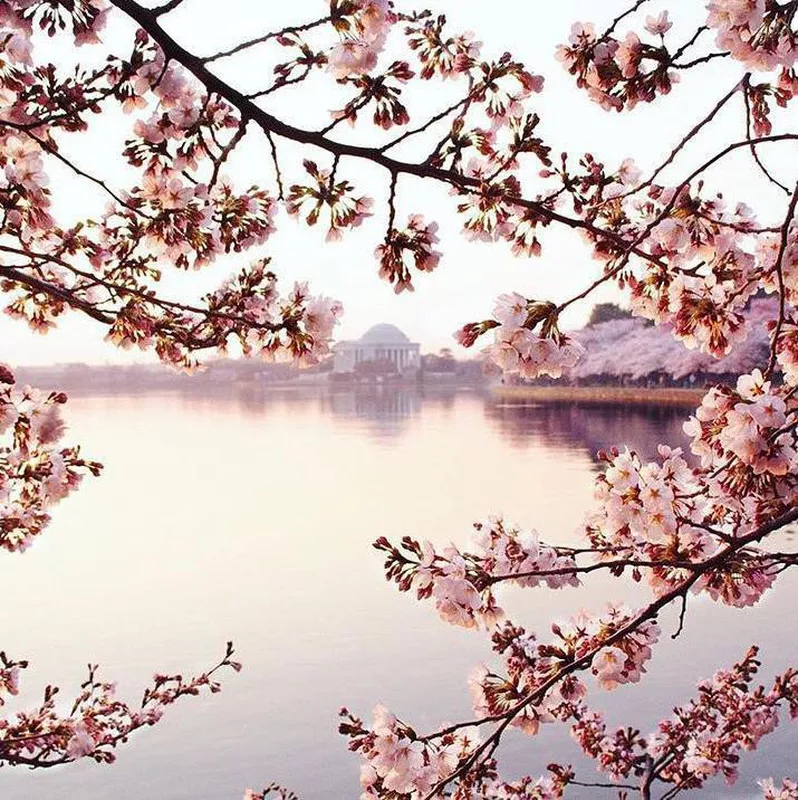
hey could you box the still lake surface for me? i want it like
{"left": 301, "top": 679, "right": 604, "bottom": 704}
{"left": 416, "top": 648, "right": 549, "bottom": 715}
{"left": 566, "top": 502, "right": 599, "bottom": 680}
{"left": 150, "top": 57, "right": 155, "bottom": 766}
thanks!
{"left": 0, "top": 386, "right": 794, "bottom": 799}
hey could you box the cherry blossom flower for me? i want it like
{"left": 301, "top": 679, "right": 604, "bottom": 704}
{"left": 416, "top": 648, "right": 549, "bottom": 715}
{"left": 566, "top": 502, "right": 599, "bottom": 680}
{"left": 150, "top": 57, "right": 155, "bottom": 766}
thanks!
{"left": 645, "top": 11, "right": 673, "bottom": 36}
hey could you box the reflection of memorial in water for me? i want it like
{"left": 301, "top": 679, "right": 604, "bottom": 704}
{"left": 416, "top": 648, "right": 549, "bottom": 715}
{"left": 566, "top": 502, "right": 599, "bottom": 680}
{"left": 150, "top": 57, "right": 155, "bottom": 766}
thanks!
{"left": 321, "top": 387, "right": 424, "bottom": 439}
{"left": 484, "top": 400, "right": 690, "bottom": 462}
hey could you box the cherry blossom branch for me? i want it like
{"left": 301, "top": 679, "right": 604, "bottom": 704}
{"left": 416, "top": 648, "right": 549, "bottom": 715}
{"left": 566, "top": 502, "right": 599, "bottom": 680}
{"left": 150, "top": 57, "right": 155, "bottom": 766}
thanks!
{"left": 0, "top": 263, "right": 114, "bottom": 324}
{"left": 0, "top": 642, "right": 241, "bottom": 769}
{"left": 742, "top": 74, "right": 791, "bottom": 194}
{"left": 766, "top": 180, "right": 798, "bottom": 377}
{"left": 555, "top": 132, "right": 798, "bottom": 316}
{"left": 103, "top": 1, "right": 672, "bottom": 268}
{"left": 419, "top": 504, "right": 798, "bottom": 798}
{"left": 484, "top": 557, "right": 701, "bottom": 585}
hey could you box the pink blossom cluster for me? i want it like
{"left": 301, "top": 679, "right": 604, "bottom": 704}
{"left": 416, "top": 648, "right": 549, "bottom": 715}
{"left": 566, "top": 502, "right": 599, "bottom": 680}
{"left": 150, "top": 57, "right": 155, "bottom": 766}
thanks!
{"left": 376, "top": 516, "right": 579, "bottom": 630}
{"left": 7, "top": 0, "right": 109, "bottom": 46}
{"left": 686, "top": 370, "right": 795, "bottom": 475}
{"left": 758, "top": 219, "right": 798, "bottom": 302}
{"left": 328, "top": 0, "right": 392, "bottom": 79}
{"left": 586, "top": 430, "right": 784, "bottom": 607}
{"left": 774, "top": 317, "right": 798, "bottom": 384}
{"left": 0, "top": 366, "right": 101, "bottom": 553}
{"left": 707, "top": 0, "right": 798, "bottom": 71}
{"left": 469, "top": 626, "right": 586, "bottom": 737}
{"left": 563, "top": 604, "right": 661, "bottom": 691}
{"left": 374, "top": 214, "right": 441, "bottom": 293}
{"left": 340, "top": 704, "right": 463, "bottom": 798}
{"left": 761, "top": 778, "right": 798, "bottom": 799}
{"left": 456, "top": 294, "right": 584, "bottom": 379}
{"left": 0, "top": 15, "right": 345, "bottom": 371}
{"left": 286, "top": 159, "right": 373, "bottom": 243}
{"left": 480, "top": 324, "right": 585, "bottom": 380}
{"left": 468, "top": 604, "right": 658, "bottom": 733}
{"left": 330, "top": 60, "right": 415, "bottom": 129}
{"left": 404, "top": 14, "right": 543, "bottom": 126}
{"left": 340, "top": 703, "right": 574, "bottom": 800}
{"left": 0, "top": 643, "right": 241, "bottom": 769}
{"left": 614, "top": 189, "right": 759, "bottom": 359}
{"left": 404, "top": 14, "right": 481, "bottom": 80}
{"left": 556, "top": 19, "right": 678, "bottom": 112}
{"left": 0, "top": 134, "right": 52, "bottom": 243}
{"left": 589, "top": 443, "right": 709, "bottom": 548}
{"left": 572, "top": 647, "right": 798, "bottom": 790}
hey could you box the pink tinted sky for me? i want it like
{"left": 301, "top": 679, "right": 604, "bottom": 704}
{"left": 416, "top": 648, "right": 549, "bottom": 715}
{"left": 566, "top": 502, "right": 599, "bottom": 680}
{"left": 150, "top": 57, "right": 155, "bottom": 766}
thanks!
{"left": 3, "top": 0, "right": 787, "bottom": 364}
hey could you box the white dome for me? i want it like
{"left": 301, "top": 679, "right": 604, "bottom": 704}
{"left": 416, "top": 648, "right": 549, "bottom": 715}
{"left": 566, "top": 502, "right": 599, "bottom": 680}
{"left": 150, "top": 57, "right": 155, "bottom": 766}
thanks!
{"left": 359, "top": 324, "right": 411, "bottom": 344}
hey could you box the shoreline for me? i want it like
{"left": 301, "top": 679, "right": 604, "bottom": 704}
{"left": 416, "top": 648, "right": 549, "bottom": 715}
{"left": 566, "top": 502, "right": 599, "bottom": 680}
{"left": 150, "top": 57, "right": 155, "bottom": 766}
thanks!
{"left": 492, "top": 385, "right": 705, "bottom": 409}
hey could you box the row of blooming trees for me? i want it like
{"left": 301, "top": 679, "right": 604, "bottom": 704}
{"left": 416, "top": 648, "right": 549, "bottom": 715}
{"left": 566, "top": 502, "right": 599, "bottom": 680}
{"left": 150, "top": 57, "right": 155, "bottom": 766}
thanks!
{"left": 1, "top": 0, "right": 797, "bottom": 797}
{"left": 571, "top": 296, "right": 776, "bottom": 385}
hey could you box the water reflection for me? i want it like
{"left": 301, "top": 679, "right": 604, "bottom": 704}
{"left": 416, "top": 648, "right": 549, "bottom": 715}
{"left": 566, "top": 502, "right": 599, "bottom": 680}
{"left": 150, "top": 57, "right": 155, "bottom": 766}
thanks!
{"left": 0, "top": 387, "right": 792, "bottom": 800}
{"left": 484, "top": 398, "right": 690, "bottom": 462}
{"left": 321, "top": 387, "right": 424, "bottom": 440}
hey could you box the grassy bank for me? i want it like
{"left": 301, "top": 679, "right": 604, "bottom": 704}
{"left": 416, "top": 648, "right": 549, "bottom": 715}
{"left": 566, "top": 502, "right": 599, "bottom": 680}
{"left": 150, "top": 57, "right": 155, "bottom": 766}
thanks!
{"left": 492, "top": 384, "right": 705, "bottom": 409}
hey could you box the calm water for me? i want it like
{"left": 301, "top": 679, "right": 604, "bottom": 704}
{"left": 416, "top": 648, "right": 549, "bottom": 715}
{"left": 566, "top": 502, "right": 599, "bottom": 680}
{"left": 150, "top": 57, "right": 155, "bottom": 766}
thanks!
{"left": 0, "top": 387, "right": 794, "bottom": 799}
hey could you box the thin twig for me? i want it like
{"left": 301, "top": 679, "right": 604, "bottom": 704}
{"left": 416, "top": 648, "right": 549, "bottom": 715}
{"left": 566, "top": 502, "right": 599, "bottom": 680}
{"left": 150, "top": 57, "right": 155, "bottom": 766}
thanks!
{"left": 264, "top": 129, "right": 284, "bottom": 200}
{"left": 742, "top": 74, "right": 791, "bottom": 194}
{"left": 671, "top": 594, "right": 687, "bottom": 639}
{"left": 153, "top": 0, "right": 187, "bottom": 16}
{"left": 766, "top": 181, "right": 798, "bottom": 377}
{"left": 201, "top": 16, "right": 332, "bottom": 63}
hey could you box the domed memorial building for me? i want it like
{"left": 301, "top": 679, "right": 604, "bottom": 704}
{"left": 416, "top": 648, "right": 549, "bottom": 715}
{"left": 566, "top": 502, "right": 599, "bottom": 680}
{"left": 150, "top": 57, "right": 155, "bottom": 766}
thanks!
{"left": 333, "top": 324, "right": 421, "bottom": 376}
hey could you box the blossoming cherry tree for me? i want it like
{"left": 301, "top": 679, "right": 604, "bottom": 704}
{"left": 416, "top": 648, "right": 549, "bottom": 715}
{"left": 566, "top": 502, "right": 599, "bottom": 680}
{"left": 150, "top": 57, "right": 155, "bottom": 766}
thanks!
{"left": 1, "top": 0, "right": 798, "bottom": 797}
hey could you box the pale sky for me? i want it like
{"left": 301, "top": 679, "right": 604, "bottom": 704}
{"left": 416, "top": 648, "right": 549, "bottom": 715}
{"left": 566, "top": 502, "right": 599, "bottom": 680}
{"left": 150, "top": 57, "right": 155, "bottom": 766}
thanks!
{"left": 3, "top": 1, "right": 790, "bottom": 364}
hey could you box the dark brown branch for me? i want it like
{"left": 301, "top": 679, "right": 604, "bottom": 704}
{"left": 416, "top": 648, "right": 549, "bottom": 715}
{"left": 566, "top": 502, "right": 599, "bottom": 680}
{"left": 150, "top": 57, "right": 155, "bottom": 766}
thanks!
{"left": 246, "top": 65, "right": 313, "bottom": 100}
{"left": 671, "top": 593, "right": 687, "bottom": 639}
{"left": 153, "top": 0, "right": 187, "bottom": 16}
{"left": 571, "top": 779, "right": 638, "bottom": 791}
{"left": 0, "top": 264, "right": 113, "bottom": 324}
{"left": 674, "top": 50, "right": 730, "bottom": 69}
{"left": 671, "top": 25, "right": 709, "bottom": 62}
{"left": 485, "top": 557, "right": 701, "bottom": 586}
{"left": 385, "top": 170, "right": 398, "bottom": 235}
